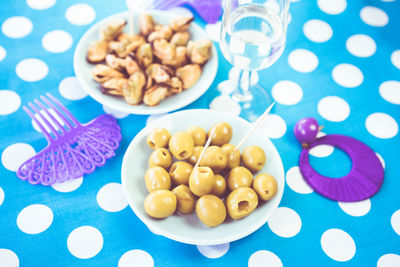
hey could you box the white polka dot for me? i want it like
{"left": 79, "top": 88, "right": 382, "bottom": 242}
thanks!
{"left": 391, "top": 210, "right": 400, "bottom": 236}
{"left": 365, "top": 113, "right": 398, "bottom": 139}
{"left": 65, "top": 4, "right": 95, "bottom": 25}
{"left": 1, "top": 16, "right": 33, "bottom": 38}
{"left": 268, "top": 207, "right": 301, "bottom": 238}
{"left": 51, "top": 177, "right": 83, "bottom": 192}
{"left": 376, "top": 153, "right": 385, "bottom": 169}
{"left": 67, "top": 226, "right": 103, "bottom": 259}
{"left": 303, "top": 19, "right": 333, "bottom": 43}
{"left": 59, "top": 76, "right": 87, "bottom": 100}
{"left": 338, "top": 199, "right": 371, "bottom": 217}
{"left": 360, "top": 6, "right": 389, "bottom": 27}
{"left": 197, "top": 243, "right": 230, "bottom": 259}
{"left": 0, "top": 46, "right": 6, "bottom": 61}
{"left": 42, "top": 30, "right": 73, "bottom": 53}
{"left": 318, "top": 96, "right": 350, "bottom": 122}
{"left": 318, "top": 0, "right": 347, "bottom": 14}
{"left": 1, "top": 143, "right": 36, "bottom": 172}
{"left": 118, "top": 250, "right": 154, "bottom": 267}
{"left": 271, "top": 80, "right": 303, "bottom": 105}
{"left": 0, "top": 249, "right": 19, "bottom": 267}
{"left": 216, "top": 80, "right": 236, "bottom": 95}
{"left": 146, "top": 113, "right": 167, "bottom": 126}
{"left": 379, "top": 81, "right": 400, "bottom": 105}
{"left": 228, "top": 68, "right": 259, "bottom": 86}
{"left": 103, "top": 105, "right": 129, "bottom": 119}
{"left": 288, "top": 49, "right": 319, "bottom": 73}
{"left": 27, "top": 0, "right": 56, "bottom": 10}
{"left": 16, "top": 58, "right": 48, "bottom": 82}
{"left": 310, "top": 132, "right": 334, "bottom": 157}
{"left": 346, "top": 34, "right": 376, "bottom": 57}
{"left": 321, "top": 229, "right": 356, "bottom": 262}
{"left": 258, "top": 114, "right": 287, "bottom": 139}
{"left": 168, "top": 7, "right": 194, "bottom": 17}
{"left": 391, "top": 50, "right": 400, "bottom": 70}
{"left": 286, "top": 166, "right": 313, "bottom": 194}
{"left": 205, "top": 21, "right": 221, "bottom": 42}
{"left": 332, "top": 63, "right": 363, "bottom": 88}
{"left": 0, "top": 187, "right": 4, "bottom": 206}
{"left": 209, "top": 95, "right": 241, "bottom": 116}
{"left": 248, "top": 250, "right": 282, "bottom": 267}
{"left": 17, "top": 204, "right": 53, "bottom": 234}
{"left": 0, "top": 90, "right": 21, "bottom": 115}
{"left": 378, "top": 254, "right": 400, "bottom": 267}
{"left": 97, "top": 183, "right": 128, "bottom": 212}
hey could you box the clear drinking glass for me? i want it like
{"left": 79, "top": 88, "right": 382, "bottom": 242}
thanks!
{"left": 210, "top": 0, "right": 290, "bottom": 121}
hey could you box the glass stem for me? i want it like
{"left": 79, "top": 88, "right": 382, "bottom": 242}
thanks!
{"left": 233, "top": 69, "right": 253, "bottom": 102}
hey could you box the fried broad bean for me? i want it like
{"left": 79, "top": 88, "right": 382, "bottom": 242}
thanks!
{"left": 144, "top": 190, "right": 177, "bottom": 218}
{"left": 196, "top": 195, "right": 226, "bottom": 227}
{"left": 253, "top": 173, "right": 277, "bottom": 201}
{"left": 226, "top": 187, "right": 258, "bottom": 220}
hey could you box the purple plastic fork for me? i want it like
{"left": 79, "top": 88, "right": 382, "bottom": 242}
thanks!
{"left": 151, "top": 0, "right": 222, "bottom": 24}
{"left": 17, "top": 93, "right": 121, "bottom": 186}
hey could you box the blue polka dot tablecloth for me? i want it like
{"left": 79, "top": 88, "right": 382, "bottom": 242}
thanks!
{"left": 1, "top": 0, "right": 400, "bottom": 266}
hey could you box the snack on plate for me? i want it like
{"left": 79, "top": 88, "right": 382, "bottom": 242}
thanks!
{"left": 86, "top": 14, "right": 212, "bottom": 106}
{"left": 141, "top": 123, "right": 278, "bottom": 228}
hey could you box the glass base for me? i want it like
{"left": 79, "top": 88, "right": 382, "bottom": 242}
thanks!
{"left": 209, "top": 80, "right": 273, "bottom": 122}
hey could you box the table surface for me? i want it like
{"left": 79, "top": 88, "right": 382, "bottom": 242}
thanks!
{"left": 1, "top": 0, "right": 400, "bottom": 266}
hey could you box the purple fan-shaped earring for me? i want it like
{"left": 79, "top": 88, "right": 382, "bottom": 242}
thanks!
{"left": 294, "top": 118, "right": 384, "bottom": 202}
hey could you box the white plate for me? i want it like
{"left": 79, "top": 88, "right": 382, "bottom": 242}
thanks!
{"left": 121, "top": 109, "right": 285, "bottom": 245}
{"left": 74, "top": 10, "right": 218, "bottom": 115}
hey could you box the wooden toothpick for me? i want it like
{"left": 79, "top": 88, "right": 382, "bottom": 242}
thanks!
{"left": 128, "top": 7, "right": 134, "bottom": 36}
{"left": 193, "top": 128, "right": 215, "bottom": 170}
{"left": 234, "top": 102, "right": 275, "bottom": 152}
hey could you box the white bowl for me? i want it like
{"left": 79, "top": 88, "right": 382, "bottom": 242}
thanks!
{"left": 74, "top": 10, "right": 218, "bottom": 115}
{"left": 121, "top": 109, "right": 285, "bottom": 245}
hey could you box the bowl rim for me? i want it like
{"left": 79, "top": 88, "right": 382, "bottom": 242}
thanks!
{"left": 121, "top": 109, "right": 285, "bottom": 245}
{"left": 73, "top": 10, "right": 218, "bottom": 115}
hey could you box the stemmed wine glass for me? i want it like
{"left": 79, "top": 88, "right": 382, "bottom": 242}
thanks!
{"left": 210, "top": 0, "right": 290, "bottom": 121}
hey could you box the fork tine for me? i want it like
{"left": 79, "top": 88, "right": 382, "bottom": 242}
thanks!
{"left": 28, "top": 102, "right": 60, "bottom": 139}
{"left": 45, "top": 93, "right": 81, "bottom": 127}
{"left": 40, "top": 95, "right": 75, "bottom": 130}
{"left": 34, "top": 99, "right": 67, "bottom": 135}
{"left": 23, "top": 106, "right": 52, "bottom": 143}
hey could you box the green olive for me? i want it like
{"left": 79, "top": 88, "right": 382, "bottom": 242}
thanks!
{"left": 196, "top": 195, "right": 226, "bottom": 227}
{"left": 186, "top": 126, "right": 207, "bottom": 146}
{"left": 172, "top": 184, "right": 196, "bottom": 214}
{"left": 227, "top": 166, "right": 253, "bottom": 191}
{"left": 144, "top": 190, "right": 177, "bottom": 218}
{"left": 187, "top": 146, "right": 203, "bottom": 165}
{"left": 253, "top": 173, "right": 278, "bottom": 201}
{"left": 189, "top": 167, "right": 215, "bottom": 197}
{"left": 145, "top": 166, "right": 171, "bottom": 193}
{"left": 226, "top": 187, "right": 258, "bottom": 220}
{"left": 242, "top": 146, "right": 266, "bottom": 172}
{"left": 211, "top": 174, "right": 227, "bottom": 197}
{"left": 169, "top": 161, "right": 193, "bottom": 185}
{"left": 199, "top": 146, "right": 227, "bottom": 173}
{"left": 147, "top": 128, "right": 171, "bottom": 150}
{"left": 208, "top": 122, "right": 232, "bottom": 146}
{"left": 148, "top": 148, "right": 172, "bottom": 169}
{"left": 221, "top": 144, "right": 241, "bottom": 169}
{"left": 169, "top": 131, "right": 194, "bottom": 160}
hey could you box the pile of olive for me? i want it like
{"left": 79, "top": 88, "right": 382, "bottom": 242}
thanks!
{"left": 143, "top": 122, "right": 278, "bottom": 228}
